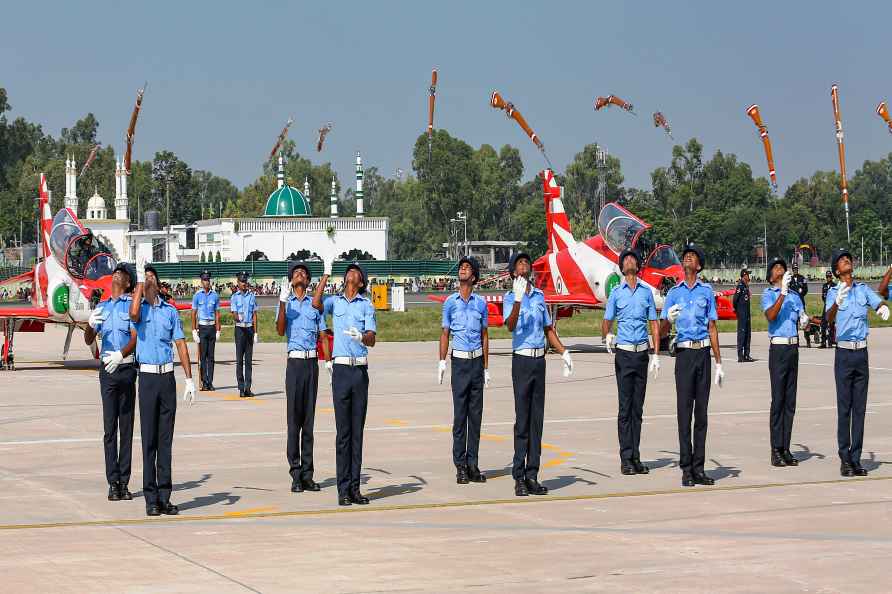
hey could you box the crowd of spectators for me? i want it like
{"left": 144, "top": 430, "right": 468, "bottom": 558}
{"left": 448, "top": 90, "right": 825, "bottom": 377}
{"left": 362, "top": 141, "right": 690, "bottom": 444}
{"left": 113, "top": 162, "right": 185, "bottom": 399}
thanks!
{"left": 0, "top": 286, "right": 31, "bottom": 301}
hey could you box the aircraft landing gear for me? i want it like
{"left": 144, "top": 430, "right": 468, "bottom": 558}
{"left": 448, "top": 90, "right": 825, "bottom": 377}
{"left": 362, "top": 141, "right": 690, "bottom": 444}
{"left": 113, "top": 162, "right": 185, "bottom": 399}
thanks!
{"left": 1, "top": 319, "right": 15, "bottom": 371}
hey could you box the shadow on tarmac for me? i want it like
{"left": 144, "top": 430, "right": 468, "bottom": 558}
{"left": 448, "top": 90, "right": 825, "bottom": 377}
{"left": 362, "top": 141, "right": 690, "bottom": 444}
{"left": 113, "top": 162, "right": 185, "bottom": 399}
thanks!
{"left": 369, "top": 475, "right": 427, "bottom": 500}
{"left": 178, "top": 491, "right": 241, "bottom": 511}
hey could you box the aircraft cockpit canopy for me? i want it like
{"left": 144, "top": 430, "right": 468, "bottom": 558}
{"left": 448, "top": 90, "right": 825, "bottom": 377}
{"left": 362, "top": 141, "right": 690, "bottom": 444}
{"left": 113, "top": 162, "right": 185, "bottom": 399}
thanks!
{"left": 49, "top": 209, "right": 117, "bottom": 280}
{"left": 597, "top": 203, "right": 649, "bottom": 255}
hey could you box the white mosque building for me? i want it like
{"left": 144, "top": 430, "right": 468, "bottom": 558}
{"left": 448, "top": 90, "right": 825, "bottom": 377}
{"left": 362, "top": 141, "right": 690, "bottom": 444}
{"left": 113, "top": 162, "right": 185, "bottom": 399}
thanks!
{"left": 62, "top": 152, "right": 389, "bottom": 264}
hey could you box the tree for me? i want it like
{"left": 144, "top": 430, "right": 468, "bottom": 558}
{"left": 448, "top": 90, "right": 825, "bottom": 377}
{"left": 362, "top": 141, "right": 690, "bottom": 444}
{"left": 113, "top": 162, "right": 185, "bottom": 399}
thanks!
{"left": 339, "top": 248, "right": 375, "bottom": 261}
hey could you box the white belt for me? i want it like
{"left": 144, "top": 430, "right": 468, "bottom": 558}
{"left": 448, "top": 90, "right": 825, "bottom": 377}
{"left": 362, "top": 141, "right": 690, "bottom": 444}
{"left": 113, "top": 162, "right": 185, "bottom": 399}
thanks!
{"left": 770, "top": 336, "right": 799, "bottom": 345}
{"left": 837, "top": 340, "right": 868, "bottom": 350}
{"left": 198, "top": 320, "right": 216, "bottom": 326}
{"left": 139, "top": 363, "right": 174, "bottom": 374}
{"left": 102, "top": 354, "right": 134, "bottom": 364}
{"left": 616, "top": 342, "right": 650, "bottom": 353}
{"left": 333, "top": 356, "right": 368, "bottom": 366}
{"left": 235, "top": 322, "right": 253, "bottom": 328}
{"left": 452, "top": 348, "right": 483, "bottom": 359}
{"left": 677, "top": 339, "right": 711, "bottom": 349}
{"left": 514, "top": 348, "right": 545, "bottom": 358}
{"left": 288, "top": 350, "right": 318, "bottom": 359}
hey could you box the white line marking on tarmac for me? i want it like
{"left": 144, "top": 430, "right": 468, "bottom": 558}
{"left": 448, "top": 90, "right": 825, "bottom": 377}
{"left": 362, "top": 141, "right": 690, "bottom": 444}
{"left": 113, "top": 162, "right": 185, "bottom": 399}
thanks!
{"left": 3, "top": 401, "right": 892, "bottom": 447}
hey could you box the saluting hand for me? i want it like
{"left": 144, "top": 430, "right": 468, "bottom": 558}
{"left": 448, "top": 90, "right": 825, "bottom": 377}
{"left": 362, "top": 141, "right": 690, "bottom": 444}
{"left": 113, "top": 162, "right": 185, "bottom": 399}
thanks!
{"left": 835, "top": 283, "right": 851, "bottom": 307}
{"left": 512, "top": 276, "right": 527, "bottom": 301}
{"left": 323, "top": 254, "right": 334, "bottom": 277}
{"left": 667, "top": 304, "right": 682, "bottom": 322}
{"left": 136, "top": 256, "right": 147, "bottom": 283}
{"left": 781, "top": 271, "right": 792, "bottom": 296}
{"left": 278, "top": 277, "right": 291, "bottom": 303}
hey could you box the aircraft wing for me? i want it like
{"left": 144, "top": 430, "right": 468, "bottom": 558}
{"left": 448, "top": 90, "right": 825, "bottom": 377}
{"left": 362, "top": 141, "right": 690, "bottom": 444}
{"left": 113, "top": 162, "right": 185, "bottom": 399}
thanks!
{"left": 0, "top": 306, "right": 51, "bottom": 319}
{"left": 543, "top": 293, "right": 602, "bottom": 308}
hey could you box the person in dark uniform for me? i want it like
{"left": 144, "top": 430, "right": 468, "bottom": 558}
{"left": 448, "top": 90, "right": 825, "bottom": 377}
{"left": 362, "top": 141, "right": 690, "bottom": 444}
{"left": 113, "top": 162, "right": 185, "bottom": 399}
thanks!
{"left": 661, "top": 244, "right": 724, "bottom": 487}
{"left": 277, "top": 261, "right": 330, "bottom": 493}
{"left": 313, "top": 257, "right": 377, "bottom": 506}
{"left": 129, "top": 260, "right": 196, "bottom": 516}
{"left": 601, "top": 249, "right": 660, "bottom": 475}
{"left": 825, "top": 249, "right": 889, "bottom": 477}
{"left": 503, "top": 253, "right": 574, "bottom": 497}
{"left": 191, "top": 270, "right": 220, "bottom": 391}
{"left": 83, "top": 262, "right": 138, "bottom": 501}
{"left": 733, "top": 268, "right": 754, "bottom": 362}
{"left": 159, "top": 282, "right": 173, "bottom": 304}
{"left": 438, "top": 256, "right": 490, "bottom": 484}
{"left": 230, "top": 271, "right": 258, "bottom": 397}
{"left": 789, "top": 263, "right": 810, "bottom": 346}
{"left": 821, "top": 270, "right": 837, "bottom": 348}
{"left": 762, "top": 257, "right": 810, "bottom": 467}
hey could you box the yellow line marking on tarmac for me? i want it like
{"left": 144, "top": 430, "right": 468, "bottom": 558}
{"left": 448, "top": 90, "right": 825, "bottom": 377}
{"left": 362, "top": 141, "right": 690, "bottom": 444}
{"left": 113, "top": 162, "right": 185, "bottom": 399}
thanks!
{"left": 3, "top": 476, "right": 891, "bottom": 532}
{"left": 384, "top": 419, "right": 409, "bottom": 427}
{"left": 433, "top": 425, "right": 451, "bottom": 433}
{"left": 223, "top": 506, "right": 277, "bottom": 517}
{"left": 201, "top": 392, "right": 264, "bottom": 404}
{"left": 319, "top": 407, "right": 334, "bottom": 413}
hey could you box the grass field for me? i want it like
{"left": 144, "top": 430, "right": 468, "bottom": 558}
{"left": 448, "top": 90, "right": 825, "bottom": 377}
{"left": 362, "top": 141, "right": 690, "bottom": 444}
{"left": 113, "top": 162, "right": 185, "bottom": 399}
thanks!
{"left": 180, "top": 294, "right": 892, "bottom": 343}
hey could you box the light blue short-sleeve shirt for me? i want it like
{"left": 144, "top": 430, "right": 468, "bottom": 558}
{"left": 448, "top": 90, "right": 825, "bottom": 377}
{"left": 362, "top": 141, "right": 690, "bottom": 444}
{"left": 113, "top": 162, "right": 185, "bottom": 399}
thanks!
{"left": 134, "top": 298, "right": 185, "bottom": 365}
{"left": 323, "top": 293, "right": 377, "bottom": 358}
{"left": 661, "top": 280, "right": 717, "bottom": 342}
{"left": 442, "top": 292, "right": 489, "bottom": 352}
{"left": 95, "top": 295, "right": 135, "bottom": 356}
{"left": 192, "top": 289, "right": 219, "bottom": 322}
{"left": 280, "top": 293, "right": 327, "bottom": 352}
{"left": 604, "top": 281, "right": 657, "bottom": 345}
{"left": 761, "top": 287, "right": 803, "bottom": 338}
{"left": 503, "top": 287, "right": 551, "bottom": 350}
{"left": 825, "top": 282, "right": 883, "bottom": 342}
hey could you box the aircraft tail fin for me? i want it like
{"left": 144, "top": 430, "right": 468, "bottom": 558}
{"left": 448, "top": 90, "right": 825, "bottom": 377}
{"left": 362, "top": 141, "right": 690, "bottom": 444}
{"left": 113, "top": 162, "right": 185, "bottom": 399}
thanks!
{"left": 38, "top": 173, "right": 53, "bottom": 259}
{"left": 542, "top": 169, "right": 575, "bottom": 252}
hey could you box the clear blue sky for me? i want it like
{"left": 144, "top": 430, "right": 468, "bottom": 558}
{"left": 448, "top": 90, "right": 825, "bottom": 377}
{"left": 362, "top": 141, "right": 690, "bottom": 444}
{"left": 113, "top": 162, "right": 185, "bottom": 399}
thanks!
{"left": 2, "top": 1, "right": 889, "bottom": 195}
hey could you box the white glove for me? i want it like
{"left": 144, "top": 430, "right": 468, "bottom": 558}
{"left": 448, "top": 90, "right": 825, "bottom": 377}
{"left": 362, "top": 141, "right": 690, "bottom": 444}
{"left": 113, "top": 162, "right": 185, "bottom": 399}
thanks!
{"left": 484, "top": 369, "right": 491, "bottom": 388}
{"left": 325, "top": 360, "right": 333, "bottom": 385}
{"left": 192, "top": 329, "right": 199, "bottom": 343}
{"left": 88, "top": 308, "right": 106, "bottom": 330}
{"left": 136, "top": 257, "right": 146, "bottom": 283}
{"left": 667, "top": 304, "right": 682, "bottom": 322}
{"left": 799, "top": 310, "right": 810, "bottom": 330}
{"left": 254, "top": 332, "right": 260, "bottom": 344}
{"left": 102, "top": 350, "right": 123, "bottom": 374}
{"left": 603, "top": 332, "right": 615, "bottom": 354}
{"left": 878, "top": 304, "right": 890, "bottom": 321}
{"left": 279, "top": 277, "right": 291, "bottom": 303}
{"left": 561, "top": 350, "right": 574, "bottom": 377}
{"left": 781, "top": 271, "right": 792, "bottom": 296}
{"left": 714, "top": 363, "right": 725, "bottom": 388}
{"left": 344, "top": 327, "right": 363, "bottom": 343}
{"left": 648, "top": 353, "right": 660, "bottom": 379}
{"left": 512, "top": 276, "right": 528, "bottom": 301}
{"left": 437, "top": 359, "right": 447, "bottom": 384}
{"left": 323, "top": 254, "right": 334, "bottom": 276}
{"left": 835, "top": 283, "right": 850, "bottom": 307}
{"left": 215, "top": 330, "right": 220, "bottom": 341}
{"left": 183, "top": 378, "right": 196, "bottom": 406}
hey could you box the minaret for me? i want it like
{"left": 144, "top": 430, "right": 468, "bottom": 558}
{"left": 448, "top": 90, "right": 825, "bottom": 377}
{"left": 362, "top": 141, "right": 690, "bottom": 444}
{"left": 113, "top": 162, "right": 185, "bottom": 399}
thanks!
{"left": 355, "top": 151, "right": 364, "bottom": 218}
{"left": 277, "top": 154, "right": 285, "bottom": 189}
{"left": 304, "top": 177, "right": 311, "bottom": 208}
{"left": 329, "top": 177, "right": 338, "bottom": 218}
{"left": 64, "top": 156, "right": 79, "bottom": 214}
{"left": 115, "top": 160, "right": 129, "bottom": 220}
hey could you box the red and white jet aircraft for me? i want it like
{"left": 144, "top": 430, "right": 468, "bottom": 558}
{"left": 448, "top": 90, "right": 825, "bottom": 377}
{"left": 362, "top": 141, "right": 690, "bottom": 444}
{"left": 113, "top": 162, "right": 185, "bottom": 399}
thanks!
{"left": 432, "top": 168, "right": 736, "bottom": 326}
{"left": 0, "top": 174, "right": 189, "bottom": 369}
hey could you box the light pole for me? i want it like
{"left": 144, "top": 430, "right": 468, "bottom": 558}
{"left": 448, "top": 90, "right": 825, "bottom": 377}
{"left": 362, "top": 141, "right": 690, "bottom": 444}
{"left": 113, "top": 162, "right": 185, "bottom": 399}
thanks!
{"left": 456, "top": 211, "right": 467, "bottom": 257}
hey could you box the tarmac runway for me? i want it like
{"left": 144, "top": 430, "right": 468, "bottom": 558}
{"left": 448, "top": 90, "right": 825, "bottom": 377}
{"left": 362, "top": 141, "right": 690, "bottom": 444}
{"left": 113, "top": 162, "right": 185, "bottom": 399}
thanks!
{"left": 2, "top": 325, "right": 892, "bottom": 592}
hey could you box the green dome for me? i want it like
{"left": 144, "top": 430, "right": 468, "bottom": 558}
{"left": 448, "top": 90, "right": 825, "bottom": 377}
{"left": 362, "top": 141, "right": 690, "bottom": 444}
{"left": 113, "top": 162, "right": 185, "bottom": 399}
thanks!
{"left": 264, "top": 185, "right": 310, "bottom": 217}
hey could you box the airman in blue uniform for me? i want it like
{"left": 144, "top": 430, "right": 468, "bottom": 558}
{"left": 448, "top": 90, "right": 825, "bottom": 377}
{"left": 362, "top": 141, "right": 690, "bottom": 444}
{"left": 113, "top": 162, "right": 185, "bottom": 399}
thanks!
{"left": 230, "top": 271, "right": 258, "bottom": 397}
{"left": 191, "top": 270, "right": 220, "bottom": 391}
{"left": 84, "top": 262, "right": 138, "bottom": 502}
{"left": 438, "top": 256, "right": 489, "bottom": 484}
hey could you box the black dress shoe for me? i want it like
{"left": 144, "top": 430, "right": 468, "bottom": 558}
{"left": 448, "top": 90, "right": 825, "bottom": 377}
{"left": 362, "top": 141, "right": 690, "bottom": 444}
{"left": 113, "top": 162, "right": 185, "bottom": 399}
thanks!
{"left": 243, "top": 389, "right": 254, "bottom": 398}
{"left": 737, "top": 357, "right": 744, "bottom": 363}
{"left": 514, "top": 479, "right": 529, "bottom": 496}
{"left": 771, "top": 449, "right": 787, "bottom": 467}
{"left": 525, "top": 479, "right": 548, "bottom": 495}
{"left": 238, "top": 390, "right": 245, "bottom": 397}
{"left": 108, "top": 483, "right": 121, "bottom": 501}
{"left": 682, "top": 474, "right": 695, "bottom": 487}
{"left": 300, "top": 479, "right": 321, "bottom": 492}
{"left": 161, "top": 503, "right": 179, "bottom": 515}
{"left": 840, "top": 462, "right": 855, "bottom": 477}
{"left": 693, "top": 473, "right": 715, "bottom": 486}
{"left": 852, "top": 463, "right": 868, "bottom": 476}
{"left": 338, "top": 495, "right": 352, "bottom": 506}
{"left": 206, "top": 384, "right": 215, "bottom": 391}
{"left": 118, "top": 483, "right": 133, "bottom": 500}
{"left": 200, "top": 383, "right": 207, "bottom": 391}
{"left": 781, "top": 450, "right": 799, "bottom": 466}
{"left": 146, "top": 504, "right": 161, "bottom": 516}
{"left": 632, "top": 458, "right": 650, "bottom": 474}
{"left": 744, "top": 356, "right": 756, "bottom": 362}
{"left": 467, "top": 467, "right": 487, "bottom": 483}
{"left": 349, "top": 489, "right": 369, "bottom": 505}
{"left": 456, "top": 466, "right": 469, "bottom": 484}
{"left": 621, "top": 462, "right": 636, "bottom": 475}
{"left": 291, "top": 480, "right": 304, "bottom": 493}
